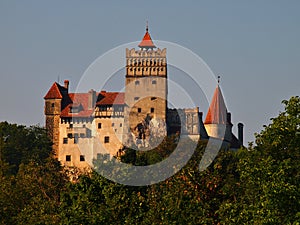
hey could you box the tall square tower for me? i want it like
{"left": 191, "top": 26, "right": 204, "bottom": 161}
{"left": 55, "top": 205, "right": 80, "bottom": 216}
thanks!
{"left": 123, "top": 26, "right": 167, "bottom": 147}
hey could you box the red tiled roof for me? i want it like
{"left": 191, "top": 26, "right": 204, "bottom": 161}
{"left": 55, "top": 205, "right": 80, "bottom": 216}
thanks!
{"left": 60, "top": 91, "right": 125, "bottom": 118}
{"left": 61, "top": 93, "right": 94, "bottom": 118}
{"left": 44, "top": 82, "right": 65, "bottom": 99}
{"left": 204, "top": 85, "right": 228, "bottom": 124}
{"left": 138, "top": 27, "right": 156, "bottom": 49}
{"left": 96, "top": 91, "right": 125, "bottom": 106}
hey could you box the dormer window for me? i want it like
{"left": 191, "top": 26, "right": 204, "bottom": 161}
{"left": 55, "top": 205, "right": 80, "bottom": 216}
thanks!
{"left": 70, "top": 107, "right": 80, "bottom": 113}
{"left": 70, "top": 103, "right": 82, "bottom": 113}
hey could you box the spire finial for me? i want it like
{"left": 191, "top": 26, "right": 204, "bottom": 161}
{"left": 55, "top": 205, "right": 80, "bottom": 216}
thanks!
{"left": 146, "top": 21, "right": 148, "bottom": 32}
{"left": 217, "top": 75, "right": 220, "bottom": 84}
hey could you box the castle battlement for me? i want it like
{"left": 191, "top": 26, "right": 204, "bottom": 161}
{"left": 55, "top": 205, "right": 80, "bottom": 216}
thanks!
{"left": 126, "top": 48, "right": 167, "bottom": 77}
{"left": 126, "top": 48, "right": 167, "bottom": 58}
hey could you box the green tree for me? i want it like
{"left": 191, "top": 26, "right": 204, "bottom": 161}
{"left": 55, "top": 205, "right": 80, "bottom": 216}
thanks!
{"left": 0, "top": 122, "right": 67, "bottom": 224}
{"left": 218, "top": 96, "right": 300, "bottom": 224}
{"left": 0, "top": 122, "right": 52, "bottom": 175}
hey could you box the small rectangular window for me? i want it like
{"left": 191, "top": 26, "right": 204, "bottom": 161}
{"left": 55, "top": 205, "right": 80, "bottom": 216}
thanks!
{"left": 138, "top": 108, "right": 141, "bottom": 113}
{"left": 112, "top": 123, "right": 115, "bottom": 127}
{"left": 151, "top": 97, "right": 157, "bottom": 101}
{"left": 67, "top": 133, "right": 73, "bottom": 138}
{"left": 134, "top": 97, "right": 139, "bottom": 101}
{"left": 120, "top": 123, "right": 122, "bottom": 127}
{"left": 51, "top": 103, "right": 55, "bottom": 108}
{"left": 152, "top": 80, "right": 157, "bottom": 84}
{"left": 80, "top": 133, "right": 85, "bottom": 138}
{"left": 66, "top": 155, "right": 71, "bottom": 161}
{"left": 80, "top": 155, "right": 85, "bottom": 161}
{"left": 98, "top": 123, "right": 102, "bottom": 129}
{"left": 151, "top": 108, "right": 155, "bottom": 113}
{"left": 104, "top": 136, "right": 109, "bottom": 143}
{"left": 86, "top": 129, "right": 91, "bottom": 138}
{"left": 69, "top": 124, "right": 73, "bottom": 128}
{"left": 70, "top": 107, "right": 80, "bottom": 113}
{"left": 63, "top": 138, "right": 68, "bottom": 144}
{"left": 74, "top": 134, "right": 79, "bottom": 144}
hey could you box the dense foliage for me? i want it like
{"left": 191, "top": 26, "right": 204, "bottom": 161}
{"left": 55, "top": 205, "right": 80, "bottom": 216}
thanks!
{"left": 0, "top": 96, "right": 299, "bottom": 224}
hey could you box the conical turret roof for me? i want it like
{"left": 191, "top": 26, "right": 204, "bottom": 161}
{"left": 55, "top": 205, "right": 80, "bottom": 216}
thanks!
{"left": 138, "top": 24, "right": 156, "bottom": 49}
{"left": 204, "top": 85, "right": 228, "bottom": 124}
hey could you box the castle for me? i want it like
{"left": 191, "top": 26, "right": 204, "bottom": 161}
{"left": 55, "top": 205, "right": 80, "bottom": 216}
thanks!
{"left": 44, "top": 26, "right": 243, "bottom": 169}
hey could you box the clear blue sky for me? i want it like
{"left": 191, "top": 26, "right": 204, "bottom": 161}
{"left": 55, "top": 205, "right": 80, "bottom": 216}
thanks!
{"left": 0, "top": 0, "right": 299, "bottom": 145}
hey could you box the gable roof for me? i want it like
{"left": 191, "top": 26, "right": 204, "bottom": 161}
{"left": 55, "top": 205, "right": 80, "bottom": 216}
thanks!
{"left": 60, "top": 93, "right": 93, "bottom": 118}
{"left": 138, "top": 26, "right": 156, "bottom": 49}
{"left": 59, "top": 91, "right": 125, "bottom": 118}
{"left": 204, "top": 85, "right": 228, "bottom": 124}
{"left": 96, "top": 91, "right": 125, "bottom": 106}
{"left": 44, "top": 82, "right": 66, "bottom": 99}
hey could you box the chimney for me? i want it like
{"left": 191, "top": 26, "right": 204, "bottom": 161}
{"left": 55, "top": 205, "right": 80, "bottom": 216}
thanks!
{"left": 64, "top": 80, "right": 69, "bottom": 91}
{"left": 199, "top": 111, "right": 203, "bottom": 121}
{"left": 238, "top": 123, "right": 244, "bottom": 146}
{"left": 227, "top": 112, "right": 231, "bottom": 124}
{"left": 88, "top": 89, "right": 96, "bottom": 109}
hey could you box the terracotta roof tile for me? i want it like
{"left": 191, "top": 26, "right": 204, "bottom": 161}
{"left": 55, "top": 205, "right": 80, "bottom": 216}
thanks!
{"left": 61, "top": 93, "right": 93, "bottom": 118}
{"left": 59, "top": 91, "right": 125, "bottom": 118}
{"left": 205, "top": 85, "right": 228, "bottom": 124}
{"left": 44, "top": 82, "right": 65, "bottom": 99}
{"left": 138, "top": 28, "right": 156, "bottom": 49}
{"left": 96, "top": 91, "right": 124, "bottom": 106}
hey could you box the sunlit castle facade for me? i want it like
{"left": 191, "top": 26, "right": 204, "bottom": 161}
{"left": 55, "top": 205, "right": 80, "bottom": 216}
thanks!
{"left": 44, "top": 26, "right": 244, "bottom": 169}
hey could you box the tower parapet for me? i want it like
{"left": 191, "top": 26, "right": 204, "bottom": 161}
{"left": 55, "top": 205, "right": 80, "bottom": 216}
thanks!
{"left": 126, "top": 48, "right": 167, "bottom": 77}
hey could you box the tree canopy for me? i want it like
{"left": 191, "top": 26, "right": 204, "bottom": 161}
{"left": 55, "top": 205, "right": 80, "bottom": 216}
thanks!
{"left": 0, "top": 96, "right": 299, "bottom": 224}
